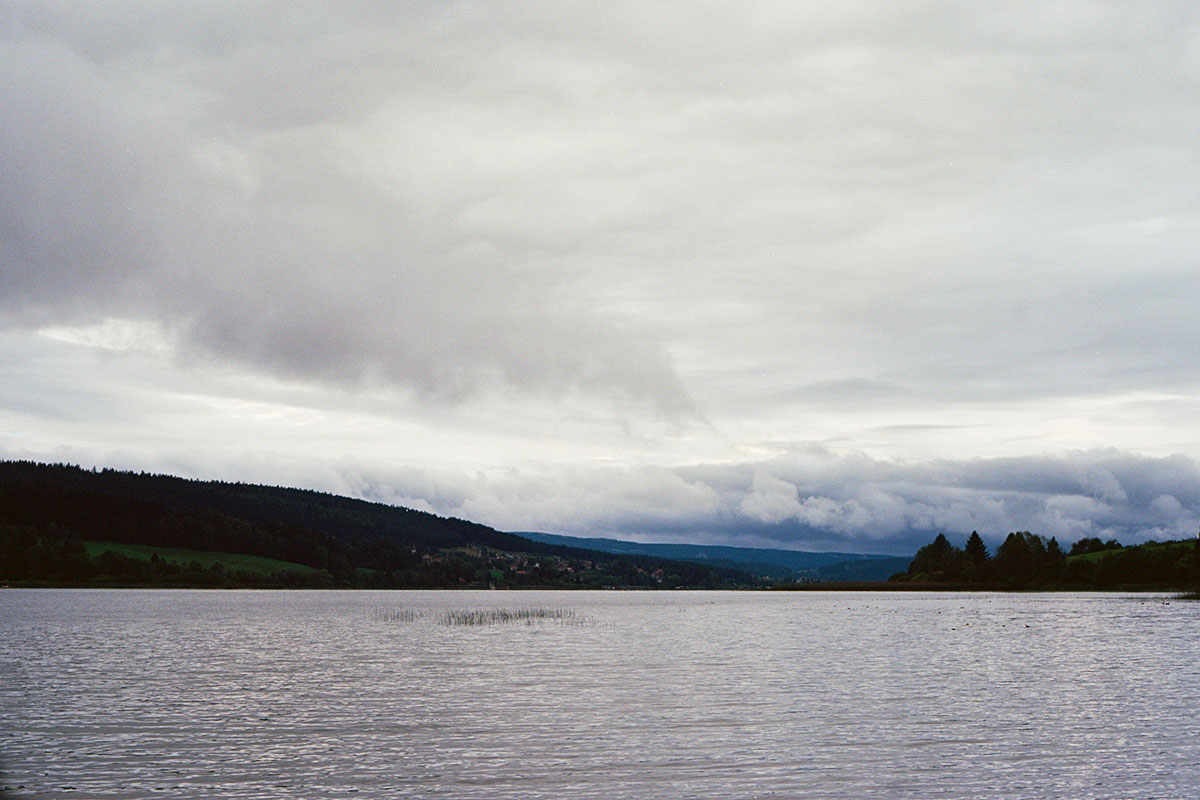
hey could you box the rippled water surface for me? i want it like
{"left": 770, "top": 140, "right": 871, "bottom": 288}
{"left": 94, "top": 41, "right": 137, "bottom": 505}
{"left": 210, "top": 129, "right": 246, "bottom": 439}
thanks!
{"left": 2, "top": 589, "right": 1197, "bottom": 798}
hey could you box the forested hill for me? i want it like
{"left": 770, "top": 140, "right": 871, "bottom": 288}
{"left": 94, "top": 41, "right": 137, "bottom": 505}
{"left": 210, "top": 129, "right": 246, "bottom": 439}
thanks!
{"left": 889, "top": 530, "right": 1199, "bottom": 590}
{"left": 0, "top": 461, "right": 766, "bottom": 589}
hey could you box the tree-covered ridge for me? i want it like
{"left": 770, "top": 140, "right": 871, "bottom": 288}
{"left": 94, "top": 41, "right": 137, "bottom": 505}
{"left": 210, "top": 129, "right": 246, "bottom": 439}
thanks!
{"left": 0, "top": 461, "right": 767, "bottom": 589}
{"left": 892, "top": 530, "right": 1199, "bottom": 590}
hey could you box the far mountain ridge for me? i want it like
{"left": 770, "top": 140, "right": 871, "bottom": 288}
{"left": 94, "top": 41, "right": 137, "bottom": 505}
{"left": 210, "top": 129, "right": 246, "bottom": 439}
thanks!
{"left": 513, "top": 531, "right": 910, "bottom": 582}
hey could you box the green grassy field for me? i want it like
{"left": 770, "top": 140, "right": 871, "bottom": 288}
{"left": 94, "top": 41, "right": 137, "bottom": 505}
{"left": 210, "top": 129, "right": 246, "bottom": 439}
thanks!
{"left": 83, "top": 541, "right": 321, "bottom": 576}
{"left": 1068, "top": 540, "right": 1195, "bottom": 563}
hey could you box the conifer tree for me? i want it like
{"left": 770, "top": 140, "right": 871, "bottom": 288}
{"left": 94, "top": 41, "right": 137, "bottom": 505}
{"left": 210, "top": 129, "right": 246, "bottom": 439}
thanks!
{"left": 962, "top": 530, "right": 990, "bottom": 583}
{"left": 965, "top": 531, "right": 988, "bottom": 564}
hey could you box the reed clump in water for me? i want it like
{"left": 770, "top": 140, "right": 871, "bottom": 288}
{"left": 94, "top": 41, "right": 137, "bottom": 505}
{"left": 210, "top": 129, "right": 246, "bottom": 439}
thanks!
{"left": 372, "top": 606, "right": 600, "bottom": 626}
{"left": 438, "top": 607, "right": 590, "bottom": 626}
{"left": 370, "top": 608, "right": 430, "bottom": 622}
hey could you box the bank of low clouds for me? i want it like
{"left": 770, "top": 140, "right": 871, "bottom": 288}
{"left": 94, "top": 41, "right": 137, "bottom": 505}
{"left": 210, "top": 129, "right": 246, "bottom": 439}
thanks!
{"left": 9, "top": 442, "right": 1193, "bottom": 555}
{"left": 347, "top": 448, "right": 1200, "bottom": 553}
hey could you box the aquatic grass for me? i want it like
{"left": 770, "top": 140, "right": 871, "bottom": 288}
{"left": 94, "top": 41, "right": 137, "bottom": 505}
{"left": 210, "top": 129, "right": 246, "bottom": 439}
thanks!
{"left": 370, "top": 608, "right": 432, "bottom": 622}
{"left": 438, "top": 607, "right": 593, "bottom": 627}
{"left": 371, "top": 605, "right": 602, "bottom": 627}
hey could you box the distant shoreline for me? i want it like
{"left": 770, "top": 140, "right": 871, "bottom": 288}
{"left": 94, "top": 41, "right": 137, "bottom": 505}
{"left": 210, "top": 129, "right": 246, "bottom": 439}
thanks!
{"left": 4, "top": 582, "right": 1192, "bottom": 593}
{"left": 775, "top": 581, "right": 1192, "bottom": 592}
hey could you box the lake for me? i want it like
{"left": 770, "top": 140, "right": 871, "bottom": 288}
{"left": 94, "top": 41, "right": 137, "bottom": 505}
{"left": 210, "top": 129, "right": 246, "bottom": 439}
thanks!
{"left": 1, "top": 589, "right": 1197, "bottom": 798}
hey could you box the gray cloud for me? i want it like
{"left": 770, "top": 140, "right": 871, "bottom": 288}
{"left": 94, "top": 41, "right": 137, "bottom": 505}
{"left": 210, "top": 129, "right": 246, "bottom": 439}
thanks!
{"left": 713, "top": 449, "right": 1200, "bottom": 550}
{"left": 6, "top": 426, "right": 1196, "bottom": 554}
{"left": 4, "top": 1, "right": 1199, "bottom": 421}
{"left": 0, "top": 3, "right": 697, "bottom": 414}
{"left": 139, "top": 448, "right": 1200, "bottom": 553}
{"left": 3, "top": 2, "right": 1200, "bottom": 550}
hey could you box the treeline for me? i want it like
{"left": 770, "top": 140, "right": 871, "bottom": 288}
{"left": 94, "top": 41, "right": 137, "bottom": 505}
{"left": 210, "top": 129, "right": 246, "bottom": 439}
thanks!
{"left": 0, "top": 461, "right": 764, "bottom": 589}
{"left": 891, "top": 530, "right": 1199, "bottom": 589}
{"left": 0, "top": 462, "right": 419, "bottom": 585}
{"left": 0, "top": 460, "right": 534, "bottom": 562}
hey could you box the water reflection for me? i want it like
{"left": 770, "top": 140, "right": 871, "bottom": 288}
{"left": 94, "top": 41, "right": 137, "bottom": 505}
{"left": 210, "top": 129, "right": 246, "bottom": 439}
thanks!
{"left": 1, "top": 590, "right": 1197, "bottom": 799}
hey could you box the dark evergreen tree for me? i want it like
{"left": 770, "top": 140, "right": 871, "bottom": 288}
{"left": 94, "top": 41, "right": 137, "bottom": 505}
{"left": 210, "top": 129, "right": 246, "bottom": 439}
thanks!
{"left": 1042, "top": 537, "right": 1067, "bottom": 584}
{"left": 965, "top": 531, "right": 988, "bottom": 564}
{"left": 993, "top": 532, "right": 1035, "bottom": 586}
{"left": 905, "top": 533, "right": 963, "bottom": 580}
{"left": 1193, "top": 525, "right": 1200, "bottom": 589}
{"left": 961, "top": 531, "right": 990, "bottom": 582}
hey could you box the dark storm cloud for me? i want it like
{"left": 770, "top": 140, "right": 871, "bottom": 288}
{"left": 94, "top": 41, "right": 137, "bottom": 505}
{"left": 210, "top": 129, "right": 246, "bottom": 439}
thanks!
{"left": 703, "top": 449, "right": 1200, "bottom": 549}
{"left": 315, "top": 448, "right": 1199, "bottom": 554}
{"left": 5, "top": 427, "right": 1195, "bottom": 554}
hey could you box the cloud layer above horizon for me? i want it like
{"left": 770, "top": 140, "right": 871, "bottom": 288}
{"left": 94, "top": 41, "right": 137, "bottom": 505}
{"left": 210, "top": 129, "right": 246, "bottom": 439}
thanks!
{"left": 3, "top": 2, "right": 1199, "bottom": 552}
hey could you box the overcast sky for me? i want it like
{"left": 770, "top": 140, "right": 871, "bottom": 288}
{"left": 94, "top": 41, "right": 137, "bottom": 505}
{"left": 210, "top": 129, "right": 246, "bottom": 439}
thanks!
{"left": 3, "top": 1, "right": 1199, "bottom": 554}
